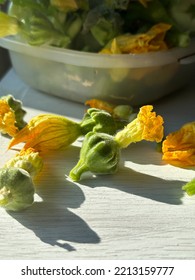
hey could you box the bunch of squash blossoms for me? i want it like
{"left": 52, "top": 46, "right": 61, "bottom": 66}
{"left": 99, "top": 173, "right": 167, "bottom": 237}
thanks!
{"left": 0, "top": 95, "right": 194, "bottom": 212}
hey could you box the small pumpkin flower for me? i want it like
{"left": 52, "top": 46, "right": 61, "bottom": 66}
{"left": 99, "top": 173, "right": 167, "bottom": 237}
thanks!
{"left": 100, "top": 23, "right": 171, "bottom": 54}
{"left": 69, "top": 131, "right": 120, "bottom": 181}
{"left": 0, "top": 147, "right": 43, "bottom": 212}
{"left": 0, "top": 12, "right": 19, "bottom": 38}
{"left": 80, "top": 108, "right": 121, "bottom": 135}
{"left": 162, "top": 122, "right": 195, "bottom": 167}
{"left": 8, "top": 114, "right": 82, "bottom": 154}
{"left": 1, "top": 95, "right": 27, "bottom": 130}
{"left": 69, "top": 105, "right": 164, "bottom": 181}
{"left": 8, "top": 109, "right": 124, "bottom": 154}
{"left": 4, "top": 147, "right": 43, "bottom": 177}
{"left": 0, "top": 95, "right": 26, "bottom": 137}
{"left": 85, "top": 99, "right": 133, "bottom": 121}
{"left": 0, "top": 167, "right": 35, "bottom": 211}
{"left": 0, "top": 99, "right": 18, "bottom": 137}
{"left": 115, "top": 105, "right": 164, "bottom": 148}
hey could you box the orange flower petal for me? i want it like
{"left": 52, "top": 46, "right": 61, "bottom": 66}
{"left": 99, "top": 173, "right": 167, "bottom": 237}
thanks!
{"left": 115, "top": 105, "right": 164, "bottom": 148}
{"left": 85, "top": 99, "right": 115, "bottom": 115}
{"left": 8, "top": 114, "right": 82, "bottom": 154}
{"left": 0, "top": 100, "right": 18, "bottom": 137}
{"left": 100, "top": 23, "right": 171, "bottom": 54}
{"left": 162, "top": 122, "right": 195, "bottom": 167}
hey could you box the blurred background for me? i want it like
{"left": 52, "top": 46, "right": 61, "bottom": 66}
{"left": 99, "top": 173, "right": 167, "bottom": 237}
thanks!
{"left": 0, "top": 1, "right": 10, "bottom": 78}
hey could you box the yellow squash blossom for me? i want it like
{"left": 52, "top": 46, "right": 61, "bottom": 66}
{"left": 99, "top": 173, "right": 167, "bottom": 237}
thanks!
{"left": 4, "top": 147, "right": 43, "bottom": 177}
{"left": 162, "top": 122, "right": 195, "bottom": 167}
{"left": 0, "top": 12, "right": 19, "bottom": 38}
{"left": 115, "top": 105, "right": 164, "bottom": 148}
{"left": 8, "top": 114, "right": 82, "bottom": 154}
{"left": 100, "top": 38, "right": 122, "bottom": 54}
{"left": 0, "top": 99, "right": 18, "bottom": 137}
{"left": 100, "top": 23, "right": 172, "bottom": 54}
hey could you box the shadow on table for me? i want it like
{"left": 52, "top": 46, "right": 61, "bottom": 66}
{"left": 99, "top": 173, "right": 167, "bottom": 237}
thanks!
{"left": 69, "top": 142, "right": 185, "bottom": 205}
{"left": 9, "top": 199, "right": 100, "bottom": 252}
{"left": 8, "top": 146, "right": 100, "bottom": 251}
{"left": 7, "top": 141, "right": 187, "bottom": 251}
{"left": 78, "top": 165, "right": 184, "bottom": 205}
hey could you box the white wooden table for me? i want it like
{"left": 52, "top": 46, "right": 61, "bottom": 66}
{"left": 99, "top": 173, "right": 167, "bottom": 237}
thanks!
{"left": 0, "top": 69, "right": 195, "bottom": 260}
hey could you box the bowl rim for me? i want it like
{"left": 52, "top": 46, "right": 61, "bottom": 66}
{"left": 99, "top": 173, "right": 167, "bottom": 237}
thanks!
{"left": 0, "top": 36, "right": 195, "bottom": 68}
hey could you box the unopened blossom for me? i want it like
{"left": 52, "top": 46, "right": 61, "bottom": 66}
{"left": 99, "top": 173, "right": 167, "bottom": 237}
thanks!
{"left": 8, "top": 114, "right": 82, "bottom": 154}
{"left": 0, "top": 147, "right": 43, "bottom": 212}
{"left": 85, "top": 99, "right": 133, "bottom": 121}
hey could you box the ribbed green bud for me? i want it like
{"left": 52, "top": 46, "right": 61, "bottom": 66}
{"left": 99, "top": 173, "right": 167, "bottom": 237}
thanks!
{"left": 2, "top": 95, "right": 26, "bottom": 130}
{"left": 0, "top": 167, "right": 35, "bottom": 211}
{"left": 69, "top": 131, "right": 120, "bottom": 181}
{"left": 80, "top": 108, "right": 125, "bottom": 135}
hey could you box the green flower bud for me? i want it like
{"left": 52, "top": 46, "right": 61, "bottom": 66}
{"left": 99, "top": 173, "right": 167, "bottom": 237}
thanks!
{"left": 80, "top": 108, "right": 125, "bottom": 135}
{"left": 0, "top": 167, "right": 35, "bottom": 211}
{"left": 69, "top": 131, "right": 120, "bottom": 181}
{"left": 2, "top": 95, "right": 26, "bottom": 130}
{"left": 113, "top": 105, "right": 134, "bottom": 121}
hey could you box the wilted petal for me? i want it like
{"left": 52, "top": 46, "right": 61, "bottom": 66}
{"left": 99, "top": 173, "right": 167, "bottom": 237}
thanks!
{"left": 162, "top": 122, "right": 195, "bottom": 167}
{"left": 85, "top": 99, "right": 115, "bottom": 115}
{"left": 8, "top": 114, "right": 82, "bottom": 154}
{"left": 115, "top": 105, "right": 164, "bottom": 148}
{"left": 0, "top": 12, "right": 19, "bottom": 38}
{"left": 100, "top": 23, "right": 171, "bottom": 54}
{"left": 0, "top": 100, "right": 19, "bottom": 137}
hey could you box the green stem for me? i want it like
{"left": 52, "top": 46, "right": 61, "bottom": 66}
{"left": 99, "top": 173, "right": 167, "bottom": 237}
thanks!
{"left": 69, "top": 160, "right": 89, "bottom": 181}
